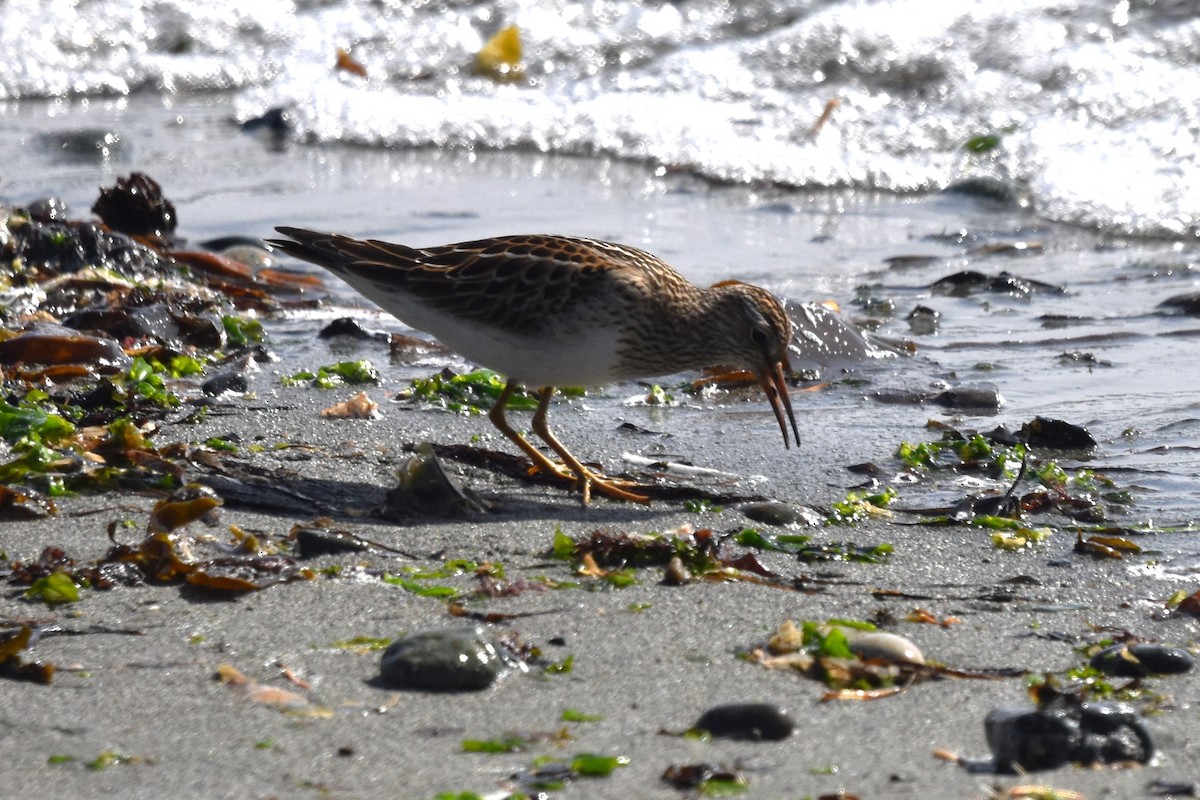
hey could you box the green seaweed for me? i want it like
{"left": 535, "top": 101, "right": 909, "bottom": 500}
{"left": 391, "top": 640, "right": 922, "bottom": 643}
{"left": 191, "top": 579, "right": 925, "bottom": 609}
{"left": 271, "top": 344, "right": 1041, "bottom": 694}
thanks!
{"left": 570, "top": 753, "right": 629, "bottom": 777}
{"left": 222, "top": 315, "right": 266, "bottom": 347}
{"left": 561, "top": 708, "right": 603, "bottom": 723}
{"left": 281, "top": 359, "right": 379, "bottom": 388}
{"left": 543, "top": 654, "right": 574, "bottom": 675}
{"left": 406, "top": 368, "right": 537, "bottom": 414}
{"left": 462, "top": 736, "right": 527, "bottom": 753}
{"left": 24, "top": 571, "right": 80, "bottom": 604}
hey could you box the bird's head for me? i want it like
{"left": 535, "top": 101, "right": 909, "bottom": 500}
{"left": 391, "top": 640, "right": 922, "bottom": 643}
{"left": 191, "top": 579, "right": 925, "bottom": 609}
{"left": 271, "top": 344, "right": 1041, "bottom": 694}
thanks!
{"left": 710, "top": 281, "right": 800, "bottom": 449}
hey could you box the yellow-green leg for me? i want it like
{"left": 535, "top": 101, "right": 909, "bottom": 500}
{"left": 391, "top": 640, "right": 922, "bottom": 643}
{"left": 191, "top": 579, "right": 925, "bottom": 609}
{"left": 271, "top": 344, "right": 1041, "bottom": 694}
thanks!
{"left": 486, "top": 380, "right": 650, "bottom": 505}
{"left": 529, "top": 387, "right": 650, "bottom": 506}
{"left": 487, "top": 380, "right": 577, "bottom": 482}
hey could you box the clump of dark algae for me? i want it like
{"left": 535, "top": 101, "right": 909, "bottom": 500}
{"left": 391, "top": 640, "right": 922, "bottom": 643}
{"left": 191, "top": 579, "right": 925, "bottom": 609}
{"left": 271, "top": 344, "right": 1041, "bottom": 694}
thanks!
{"left": 982, "top": 683, "right": 1154, "bottom": 773}
{"left": 0, "top": 175, "right": 330, "bottom": 634}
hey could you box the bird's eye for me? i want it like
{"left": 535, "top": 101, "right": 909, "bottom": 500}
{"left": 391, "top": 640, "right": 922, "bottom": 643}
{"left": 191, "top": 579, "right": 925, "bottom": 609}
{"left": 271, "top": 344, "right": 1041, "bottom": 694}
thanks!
{"left": 751, "top": 327, "right": 769, "bottom": 347}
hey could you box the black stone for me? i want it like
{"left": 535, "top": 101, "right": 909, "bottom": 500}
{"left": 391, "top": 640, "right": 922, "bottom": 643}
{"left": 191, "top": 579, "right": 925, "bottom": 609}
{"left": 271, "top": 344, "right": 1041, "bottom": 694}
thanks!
{"left": 693, "top": 703, "right": 794, "bottom": 741}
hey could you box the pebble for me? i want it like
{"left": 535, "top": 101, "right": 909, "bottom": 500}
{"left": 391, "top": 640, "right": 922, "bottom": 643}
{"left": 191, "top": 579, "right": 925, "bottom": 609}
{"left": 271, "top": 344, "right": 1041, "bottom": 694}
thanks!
{"left": 906, "top": 304, "right": 940, "bottom": 335}
{"left": 383, "top": 444, "right": 489, "bottom": 516}
{"left": 1090, "top": 643, "right": 1194, "bottom": 677}
{"left": 201, "top": 369, "right": 249, "bottom": 397}
{"left": 379, "top": 627, "right": 506, "bottom": 691}
{"left": 693, "top": 703, "right": 794, "bottom": 741}
{"left": 846, "top": 631, "right": 925, "bottom": 665}
{"left": 740, "top": 501, "right": 802, "bottom": 527}
{"left": 985, "top": 699, "right": 1154, "bottom": 772}
{"left": 1018, "top": 416, "right": 1097, "bottom": 449}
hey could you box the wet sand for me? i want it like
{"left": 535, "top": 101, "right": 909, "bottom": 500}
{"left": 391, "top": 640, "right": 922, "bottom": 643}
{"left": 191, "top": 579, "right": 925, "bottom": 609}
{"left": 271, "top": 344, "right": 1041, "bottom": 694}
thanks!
{"left": 2, "top": 93, "right": 1199, "bottom": 798}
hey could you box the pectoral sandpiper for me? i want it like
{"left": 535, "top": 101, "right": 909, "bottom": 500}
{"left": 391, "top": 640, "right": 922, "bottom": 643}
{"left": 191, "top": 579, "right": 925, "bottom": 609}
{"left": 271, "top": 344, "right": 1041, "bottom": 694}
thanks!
{"left": 270, "top": 228, "right": 799, "bottom": 504}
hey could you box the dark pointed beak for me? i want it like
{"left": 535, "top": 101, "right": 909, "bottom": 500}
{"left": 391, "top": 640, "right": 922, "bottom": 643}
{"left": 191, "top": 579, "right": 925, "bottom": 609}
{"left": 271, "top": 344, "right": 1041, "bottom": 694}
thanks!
{"left": 758, "top": 361, "right": 801, "bottom": 449}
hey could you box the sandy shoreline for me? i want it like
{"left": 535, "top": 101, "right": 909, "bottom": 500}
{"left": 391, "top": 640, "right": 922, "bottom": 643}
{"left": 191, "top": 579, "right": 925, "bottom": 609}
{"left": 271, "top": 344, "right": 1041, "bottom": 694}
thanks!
{"left": 2, "top": 93, "right": 1199, "bottom": 799}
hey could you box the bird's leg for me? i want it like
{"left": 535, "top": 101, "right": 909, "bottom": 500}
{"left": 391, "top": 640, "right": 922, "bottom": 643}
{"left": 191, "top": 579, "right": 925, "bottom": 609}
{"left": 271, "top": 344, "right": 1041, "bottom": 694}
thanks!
{"left": 487, "top": 380, "right": 576, "bottom": 482}
{"left": 529, "top": 387, "right": 651, "bottom": 506}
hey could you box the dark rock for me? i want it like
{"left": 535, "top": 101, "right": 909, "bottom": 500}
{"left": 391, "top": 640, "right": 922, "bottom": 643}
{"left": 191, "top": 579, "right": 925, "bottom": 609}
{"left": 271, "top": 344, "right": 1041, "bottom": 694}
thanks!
{"left": 201, "top": 370, "right": 249, "bottom": 397}
{"left": 92, "top": 172, "right": 177, "bottom": 238}
{"left": 985, "top": 696, "right": 1153, "bottom": 773}
{"left": 1090, "top": 643, "right": 1194, "bottom": 677}
{"left": 943, "top": 176, "right": 1029, "bottom": 206}
{"left": 379, "top": 627, "right": 507, "bottom": 691}
{"left": 319, "top": 317, "right": 389, "bottom": 341}
{"left": 293, "top": 527, "right": 370, "bottom": 558}
{"left": 27, "top": 197, "right": 70, "bottom": 223}
{"left": 1018, "top": 417, "right": 1097, "bottom": 449}
{"left": 740, "top": 501, "right": 803, "bottom": 527}
{"left": 1158, "top": 292, "right": 1200, "bottom": 316}
{"left": 693, "top": 703, "right": 794, "bottom": 741}
{"left": 933, "top": 383, "right": 1003, "bottom": 411}
{"left": 930, "top": 270, "right": 1061, "bottom": 298}
{"left": 906, "top": 304, "right": 940, "bottom": 335}
{"left": 884, "top": 255, "right": 942, "bottom": 269}
{"left": 36, "top": 129, "right": 126, "bottom": 164}
{"left": 241, "top": 107, "right": 294, "bottom": 137}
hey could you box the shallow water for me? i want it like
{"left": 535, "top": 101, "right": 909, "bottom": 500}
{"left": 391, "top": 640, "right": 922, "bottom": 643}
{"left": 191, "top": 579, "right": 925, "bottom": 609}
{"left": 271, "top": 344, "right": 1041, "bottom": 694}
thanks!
{"left": 3, "top": 0, "right": 1199, "bottom": 236}
{"left": 3, "top": 91, "right": 1200, "bottom": 570}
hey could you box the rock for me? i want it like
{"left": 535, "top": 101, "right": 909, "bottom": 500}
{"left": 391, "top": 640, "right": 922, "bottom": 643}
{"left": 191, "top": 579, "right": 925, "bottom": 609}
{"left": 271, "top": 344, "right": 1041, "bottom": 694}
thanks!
{"left": 1090, "top": 643, "right": 1194, "bottom": 677}
{"left": 985, "top": 695, "right": 1154, "bottom": 773}
{"left": 933, "top": 383, "right": 1003, "bottom": 411}
{"left": 693, "top": 703, "right": 794, "bottom": 741}
{"left": 846, "top": 631, "right": 925, "bottom": 665}
{"left": 382, "top": 443, "right": 490, "bottom": 517}
{"left": 1018, "top": 417, "right": 1097, "bottom": 449}
{"left": 201, "top": 369, "right": 249, "bottom": 397}
{"left": 906, "top": 304, "right": 940, "bottom": 335}
{"left": 740, "top": 501, "right": 802, "bottom": 527}
{"left": 379, "top": 627, "right": 507, "bottom": 691}
{"left": 92, "top": 172, "right": 177, "bottom": 238}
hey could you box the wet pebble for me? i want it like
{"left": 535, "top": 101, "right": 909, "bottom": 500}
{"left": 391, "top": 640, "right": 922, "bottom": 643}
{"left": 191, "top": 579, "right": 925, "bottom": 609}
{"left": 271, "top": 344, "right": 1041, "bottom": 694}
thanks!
{"left": 241, "top": 107, "right": 294, "bottom": 137}
{"left": 884, "top": 255, "right": 942, "bottom": 270}
{"left": 293, "top": 526, "right": 370, "bottom": 558}
{"left": 1090, "top": 643, "right": 1193, "bottom": 677}
{"left": 693, "top": 703, "right": 794, "bottom": 741}
{"left": 740, "top": 501, "right": 803, "bottom": 527}
{"left": 201, "top": 369, "right": 249, "bottom": 397}
{"left": 27, "top": 197, "right": 70, "bottom": 223}
{"left": 1158, "top": 292, "right": 1200, "bottom": 316}
{"left": 845, "top": 631, "right": 925, "bottom": 665}
{"left": 942, "top": 176, "right": 1030, "bottom": 206}
{"left": 379, "top": 627, "right": 506, "bottom": 691}
{"left": 985, "top": 695, "right": 1154, "bottom": 773}
{"left": 36, "top": 129, "right": 126, "bottom": 164}
{"left": 929, "top": 269, "right": 1060, "bottom": 298}
{"left": 220, "top": 244, "right": 276, "bottom": 270}
{"left": 933, "top": 383, "right": 1003, "bottom": 411}
{"left": 0, "top": 324, "right": 130, "bottom": 371}
{"left": 319, "top": 316, "right": 391, "bottom": 342}
{"left": 1018, "top": 416, "right": 1097, "bottom": 449}
{"left": 662, "top": 555, "right": 692, "bottom": 585}
{"left": 92, "top": 172, "right": 177, "bottom": 238}
{"left": 906, "top": 304, "right": 940, "bottom": 335}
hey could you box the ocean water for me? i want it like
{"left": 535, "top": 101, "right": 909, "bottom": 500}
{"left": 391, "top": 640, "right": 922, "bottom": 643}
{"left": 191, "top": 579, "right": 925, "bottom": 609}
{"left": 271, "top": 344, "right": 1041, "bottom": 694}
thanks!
{"left": 3, "top": 0, "right": 1198, "bottom": 237}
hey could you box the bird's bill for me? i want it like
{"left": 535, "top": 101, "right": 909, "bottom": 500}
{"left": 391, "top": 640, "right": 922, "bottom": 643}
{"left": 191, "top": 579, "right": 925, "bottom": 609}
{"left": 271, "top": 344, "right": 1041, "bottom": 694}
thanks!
{"left": 759, "top": 362, "right": 801, "bottom": 449}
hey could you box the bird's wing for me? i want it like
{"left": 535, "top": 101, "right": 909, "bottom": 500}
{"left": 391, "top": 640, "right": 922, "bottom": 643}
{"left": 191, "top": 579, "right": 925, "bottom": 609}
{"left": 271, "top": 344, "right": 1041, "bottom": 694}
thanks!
{"left": 272, "top": 230, "right": 659, "bottom": 335}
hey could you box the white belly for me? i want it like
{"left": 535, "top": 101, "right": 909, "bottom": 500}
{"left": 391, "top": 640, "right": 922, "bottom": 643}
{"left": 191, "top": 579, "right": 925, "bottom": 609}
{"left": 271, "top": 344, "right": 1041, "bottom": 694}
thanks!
{"left": 370, "top": 291, "right": 626, "bottom": 387}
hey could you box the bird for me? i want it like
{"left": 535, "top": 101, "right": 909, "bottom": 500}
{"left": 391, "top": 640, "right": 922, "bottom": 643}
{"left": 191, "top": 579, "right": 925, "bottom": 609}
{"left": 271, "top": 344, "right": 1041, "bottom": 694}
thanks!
{"left": 269, "top": 227, "right": 800, "bottom": 504}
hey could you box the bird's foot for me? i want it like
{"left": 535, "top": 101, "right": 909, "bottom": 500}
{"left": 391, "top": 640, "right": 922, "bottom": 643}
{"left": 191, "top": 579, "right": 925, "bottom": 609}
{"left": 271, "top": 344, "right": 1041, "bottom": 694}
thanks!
{"left": 528, "top": 462, "right": 650, "bottom": 505}
{"left": 577, "top": 472, "right": 651, "bottom": 506}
